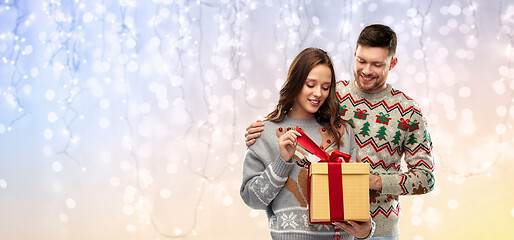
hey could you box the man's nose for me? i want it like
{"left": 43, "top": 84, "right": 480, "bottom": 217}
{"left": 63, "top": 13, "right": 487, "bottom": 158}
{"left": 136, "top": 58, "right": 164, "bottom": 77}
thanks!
{"left": 363, "top": 64, "right": 372, "bottom": 75}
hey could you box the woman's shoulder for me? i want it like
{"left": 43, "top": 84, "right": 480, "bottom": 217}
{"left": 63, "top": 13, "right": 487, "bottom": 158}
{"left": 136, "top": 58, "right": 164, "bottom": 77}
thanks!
{"left": 261, "top": 120, "right": 288, "bottom": 137}
{"left": 249, "top": 120, "right": 283, "bottom": 143}
{"left": 261, "top": 119, "right": 277, "bottom": 130}
{"left": 246, "top": 120, "right": 285, "bottom": 153}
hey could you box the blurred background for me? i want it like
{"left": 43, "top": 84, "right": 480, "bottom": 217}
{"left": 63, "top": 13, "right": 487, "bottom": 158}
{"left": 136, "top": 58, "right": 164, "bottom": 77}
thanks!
{"left": 0, "top": 0, "right": 513, "bottom": 239}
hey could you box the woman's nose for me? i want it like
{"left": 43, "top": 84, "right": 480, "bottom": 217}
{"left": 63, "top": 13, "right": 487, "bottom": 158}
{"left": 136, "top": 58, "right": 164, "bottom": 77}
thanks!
{"left": 313, "top": 86, "right": 321, "bottom": 97}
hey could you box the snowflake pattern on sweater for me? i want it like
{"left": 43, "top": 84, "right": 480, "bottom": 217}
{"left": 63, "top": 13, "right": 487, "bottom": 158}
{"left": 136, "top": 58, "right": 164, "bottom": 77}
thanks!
{"left": 336, "top": 80, "right": 435, "bottom": 237}
{"left": 240, "top": 117, "right": 375, "bottom": 240}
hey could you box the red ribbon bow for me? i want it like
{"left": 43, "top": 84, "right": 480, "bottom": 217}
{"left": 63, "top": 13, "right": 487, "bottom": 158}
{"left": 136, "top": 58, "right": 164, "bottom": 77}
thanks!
{"left": 295, "top": 126, "right": 351, "bottom": 163}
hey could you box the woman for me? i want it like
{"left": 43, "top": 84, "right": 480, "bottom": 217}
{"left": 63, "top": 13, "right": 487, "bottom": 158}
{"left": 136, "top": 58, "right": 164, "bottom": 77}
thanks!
{"left": 240, "top": 48, "right": 374, "bottom": 239}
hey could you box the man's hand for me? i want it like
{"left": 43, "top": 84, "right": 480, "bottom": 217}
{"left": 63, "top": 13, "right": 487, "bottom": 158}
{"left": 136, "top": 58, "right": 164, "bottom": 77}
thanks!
{"left": 348, "top": 152, "right": 361, "bottom": 163}
{"left": 333, "top": 218, "right": 372, "bottom": 239}
{"left": 369, "top": 174, "right": 382, "bottom": 191}
{"left": 245, "top": 120, "right": 264, "bottom": 147}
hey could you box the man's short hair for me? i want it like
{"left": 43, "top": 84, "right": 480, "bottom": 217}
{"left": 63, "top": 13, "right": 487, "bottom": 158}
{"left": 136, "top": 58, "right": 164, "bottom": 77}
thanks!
{"left": 357, "top": 24, "right": 397, "bottom": 57}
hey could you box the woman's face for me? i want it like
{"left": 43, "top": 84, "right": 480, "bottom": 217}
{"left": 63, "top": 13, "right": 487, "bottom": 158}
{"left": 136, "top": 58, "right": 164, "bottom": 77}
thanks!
{"left": 289, "top": 64, "right": 332, "bottom": 119}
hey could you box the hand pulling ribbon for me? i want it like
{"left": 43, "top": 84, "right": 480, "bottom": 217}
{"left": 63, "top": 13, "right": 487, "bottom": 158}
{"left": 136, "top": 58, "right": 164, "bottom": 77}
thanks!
{"left": 295, "top": 126, "right": 351, "bottom": 163}
{"left": 295, "top": 126, "right": 350, "bottom": 222}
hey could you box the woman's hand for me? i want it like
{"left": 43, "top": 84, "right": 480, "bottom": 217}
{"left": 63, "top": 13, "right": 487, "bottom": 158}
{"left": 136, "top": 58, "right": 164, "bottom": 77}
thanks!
{"left": 332, "top": 217, "right": 372, "bottom": 239}
{"left": 278, "top": 130, "right": 301, "bottom": 162}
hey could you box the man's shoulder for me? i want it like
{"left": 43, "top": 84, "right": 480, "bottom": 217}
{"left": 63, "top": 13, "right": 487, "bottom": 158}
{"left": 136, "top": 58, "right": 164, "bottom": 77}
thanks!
{"left": 389, "top": 86, "right": 420, "bottom": 106}
{"left": 336, "top": 80, "right": 352, "bottom": 86}
{"left": 386, "top": 86, "right": 428, "bottom": 119}
{"left": 336, "top": 80, "right": 352, "bottom": 91}
{"left": 390, "top": 86, "right": 413, "bottom": 100}
{"left": 335, "top": 80, "right": 353, "bottom": 100}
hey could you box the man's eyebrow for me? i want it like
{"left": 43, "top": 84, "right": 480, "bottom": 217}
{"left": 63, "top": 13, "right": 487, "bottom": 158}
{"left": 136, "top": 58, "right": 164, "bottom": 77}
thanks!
{"left": 359, "top": 57, "right": 386, "bottom": 64}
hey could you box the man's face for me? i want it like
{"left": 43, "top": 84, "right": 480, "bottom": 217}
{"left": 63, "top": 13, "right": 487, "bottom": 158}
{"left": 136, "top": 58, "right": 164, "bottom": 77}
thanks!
{"left": 353, "top": 45, "right": 397, "bottom": 94}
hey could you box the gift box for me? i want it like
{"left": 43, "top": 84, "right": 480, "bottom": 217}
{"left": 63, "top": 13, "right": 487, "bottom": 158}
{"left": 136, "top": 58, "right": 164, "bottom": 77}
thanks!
{"left": 308, "top": 162, "right": 370, "bottom": 223}
{"left": 353, "top": 108, "right": 368, "bottom": 120}
{"left": 294, "top": 126, "right": 370, "bottom": 224}
{"left": 376, "top": 112, "right": 391, "bottom": 125}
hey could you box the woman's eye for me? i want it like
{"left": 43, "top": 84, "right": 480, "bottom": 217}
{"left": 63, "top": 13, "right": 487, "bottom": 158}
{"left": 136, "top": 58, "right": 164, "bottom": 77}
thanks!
{"left": 306, "top": 84, "right": 314, "bottom": 88}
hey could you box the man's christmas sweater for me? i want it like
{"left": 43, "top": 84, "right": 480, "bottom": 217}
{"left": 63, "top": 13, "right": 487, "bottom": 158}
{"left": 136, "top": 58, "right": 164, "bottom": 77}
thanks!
{"left": 336, "top": 80, "right": 435, "bottom": 237}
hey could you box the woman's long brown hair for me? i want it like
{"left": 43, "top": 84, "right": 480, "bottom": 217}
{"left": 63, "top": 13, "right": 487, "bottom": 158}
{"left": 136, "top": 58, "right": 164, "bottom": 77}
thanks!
{"left": 265, "top": 48, "right": 352, "bottom": 149}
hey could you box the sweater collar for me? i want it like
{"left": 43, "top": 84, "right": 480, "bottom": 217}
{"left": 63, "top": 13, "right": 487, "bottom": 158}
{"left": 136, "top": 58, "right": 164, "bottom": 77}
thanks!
{"left": 283, "top": 115, "right": 320, "bottom": 127}
{"left": 349, "top": 79, "right": 392, "bottom": 100}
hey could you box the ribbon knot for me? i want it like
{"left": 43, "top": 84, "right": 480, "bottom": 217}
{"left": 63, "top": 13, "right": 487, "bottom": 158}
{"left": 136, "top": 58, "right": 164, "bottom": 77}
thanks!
{"left": 295, "top": 126, "right": 351, "bottom": 163}
{"left": 378, "top": 112, "right": 390, "bottom": 118}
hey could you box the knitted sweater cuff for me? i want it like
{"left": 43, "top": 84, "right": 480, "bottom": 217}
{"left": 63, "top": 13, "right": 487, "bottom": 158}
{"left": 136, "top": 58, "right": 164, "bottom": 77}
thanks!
{"left": 272, "top": 157, "right": 295, "bottom": 178}
{"left": 380, "top": 174, "right": 400, "bottom": 195}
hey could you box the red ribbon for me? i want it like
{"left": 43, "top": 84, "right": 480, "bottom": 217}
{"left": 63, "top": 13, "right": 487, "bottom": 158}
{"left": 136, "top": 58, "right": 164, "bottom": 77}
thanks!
{"left": 295, "top": 126, "right": 350, "bottom": 164}
{"left": 295, "top": 126, "right": 350, "bottom": 222}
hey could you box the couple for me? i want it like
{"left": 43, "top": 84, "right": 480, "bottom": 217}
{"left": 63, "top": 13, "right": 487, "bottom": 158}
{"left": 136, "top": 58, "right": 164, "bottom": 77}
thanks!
{"left": 240, "top": 24, "right": 435, "bottom": 240}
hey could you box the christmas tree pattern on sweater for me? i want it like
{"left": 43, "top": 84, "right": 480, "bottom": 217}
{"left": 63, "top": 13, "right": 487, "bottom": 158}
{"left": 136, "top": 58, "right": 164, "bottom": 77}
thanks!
{"left": 336, "top": 80, "right": 435, "bottom": 237}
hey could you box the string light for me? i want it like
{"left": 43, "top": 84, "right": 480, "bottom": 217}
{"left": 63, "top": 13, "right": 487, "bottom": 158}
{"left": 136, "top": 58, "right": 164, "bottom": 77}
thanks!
{"left": 337, "top": 0, "right": 356, "bottom": 76}
{"left": 2, "top": 0, "right": 29, "bottom": 131}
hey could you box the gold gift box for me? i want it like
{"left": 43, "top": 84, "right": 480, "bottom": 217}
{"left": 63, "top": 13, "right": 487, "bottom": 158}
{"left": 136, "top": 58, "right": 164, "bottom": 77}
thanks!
{"left": 309, "top": 162, "right": 370, "bottom": 223}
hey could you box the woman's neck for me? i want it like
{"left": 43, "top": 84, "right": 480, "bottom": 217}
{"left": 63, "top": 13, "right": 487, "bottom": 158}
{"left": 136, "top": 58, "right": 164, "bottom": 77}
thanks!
{"left": 287, "top": 109, "right": 315, "bottom": 119}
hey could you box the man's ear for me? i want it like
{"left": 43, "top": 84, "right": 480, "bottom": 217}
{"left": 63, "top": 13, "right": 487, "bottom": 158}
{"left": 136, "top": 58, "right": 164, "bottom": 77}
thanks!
{"left": 389, "top": 57, "right": 398, "bottom": 70}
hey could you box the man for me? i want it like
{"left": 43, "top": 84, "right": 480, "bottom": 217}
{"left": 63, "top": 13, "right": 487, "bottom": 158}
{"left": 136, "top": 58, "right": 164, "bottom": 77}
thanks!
{"left": 245, "top": 24, "right": 435, "bottom": 239}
